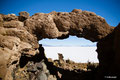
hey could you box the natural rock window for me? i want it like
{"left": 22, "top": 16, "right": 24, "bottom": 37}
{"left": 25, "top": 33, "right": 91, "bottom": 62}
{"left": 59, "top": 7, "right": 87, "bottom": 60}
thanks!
{"left": 1, "top": 9, "right": 119, "bottom": 80}
{"left": 39, "top": 36, "right": 98, "bottom": 63}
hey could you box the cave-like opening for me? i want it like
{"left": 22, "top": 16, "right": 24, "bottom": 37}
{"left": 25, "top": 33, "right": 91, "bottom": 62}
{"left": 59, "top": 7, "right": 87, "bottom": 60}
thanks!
{"left": 39, "top": 36, "right": 99, "bottom": 63}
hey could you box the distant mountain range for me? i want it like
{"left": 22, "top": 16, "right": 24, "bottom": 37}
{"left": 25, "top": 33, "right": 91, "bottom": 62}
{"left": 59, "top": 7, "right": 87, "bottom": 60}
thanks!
{"left": 42, "top": 44, "right": 96, "bottom": 47}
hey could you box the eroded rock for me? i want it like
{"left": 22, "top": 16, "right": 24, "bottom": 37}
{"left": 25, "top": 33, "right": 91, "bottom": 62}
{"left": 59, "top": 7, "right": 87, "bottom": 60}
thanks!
{"left": 19, "top": 11, "right": 30, "bottom": 21}
{"left": 24, "top": 10, "right": 113, "bottom": 41}
{"left": 0, "top": 9, "right": 119, "bottom": 80}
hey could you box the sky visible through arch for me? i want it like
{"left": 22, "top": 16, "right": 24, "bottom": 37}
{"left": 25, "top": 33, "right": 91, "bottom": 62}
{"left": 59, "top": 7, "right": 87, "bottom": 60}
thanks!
{"left": 39, "top": 36, "right": 97, "bottom": 47}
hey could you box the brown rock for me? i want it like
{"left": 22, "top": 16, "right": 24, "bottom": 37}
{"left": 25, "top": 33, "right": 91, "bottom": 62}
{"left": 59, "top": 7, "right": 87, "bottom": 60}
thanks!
{"left": 96, "top": 24, "right": 119, "bottom": 79}
{"left": 24, "top": 9, "right": 113, "bottom": 41}
{"left": 19, "top": 11, "right": 29, "bottom": 21}
{"left": 3, "top": 21, "right": 24, "bottom": 29}
{"left": 0, "top": 9, "right": 119, "bottom": 80}
{"left": 58, "top": 53, "right": 64, "bottom": 61}
{"left": 72, "top": 9, "right": 82, "bottom": 13}
{"left": 2, "top": 14, "right": 18, "bottom": 21}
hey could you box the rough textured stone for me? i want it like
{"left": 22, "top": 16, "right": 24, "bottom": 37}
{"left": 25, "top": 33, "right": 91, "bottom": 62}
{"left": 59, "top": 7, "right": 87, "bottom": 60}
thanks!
{"left": 96, "top": 24, "right": 119, "bottom": 80}
{"left": 2, "top": 14, "right": 18, "bottom": 21}
{"left": 0, "top": 14, "right": 38, "bottom": 79}
{"left": 19, "top": 11, "right": 29, "bottom": 21}
{"left": 0, "top": 9, "right": 119, "bottom": 80}
{"left": 24, "top": 10, "right": 113, "bottom": 41}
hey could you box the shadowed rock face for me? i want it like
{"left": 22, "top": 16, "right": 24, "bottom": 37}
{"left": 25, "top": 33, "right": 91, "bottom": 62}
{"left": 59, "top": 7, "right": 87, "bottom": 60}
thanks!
{"left": 113, "top": 24, "right": 120, "bottom": 74}
{"left": 96, "top": 24, "right": 120, "bottom": 80}
{"left": 0, "top": 9, "right": 119, "bottom": 80}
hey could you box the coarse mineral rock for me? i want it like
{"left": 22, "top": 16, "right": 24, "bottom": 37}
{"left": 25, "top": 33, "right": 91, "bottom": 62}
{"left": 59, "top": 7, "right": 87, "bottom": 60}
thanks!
{"left": 0, "top": 9, "right": 119, "bottom": 80}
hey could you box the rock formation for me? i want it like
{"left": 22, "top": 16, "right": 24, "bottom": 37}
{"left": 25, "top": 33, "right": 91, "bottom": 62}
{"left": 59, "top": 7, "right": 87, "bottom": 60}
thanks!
{"left": 24, "top": 9, "right": 113, "bottom": 41}
{"left": 0, "top": 9, "right": 119, "bottom": 80}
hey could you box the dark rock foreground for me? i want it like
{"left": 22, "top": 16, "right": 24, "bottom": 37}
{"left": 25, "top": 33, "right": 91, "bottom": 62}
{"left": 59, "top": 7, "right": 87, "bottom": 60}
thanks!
{"left": 0, "top": 9, "right": 119, "bottom": 80}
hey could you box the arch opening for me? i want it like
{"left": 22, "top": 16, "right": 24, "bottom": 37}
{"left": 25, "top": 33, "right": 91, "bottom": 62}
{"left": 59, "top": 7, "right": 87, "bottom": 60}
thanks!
{"left": 39, "top": 36, "right": 99, "bottom": 63}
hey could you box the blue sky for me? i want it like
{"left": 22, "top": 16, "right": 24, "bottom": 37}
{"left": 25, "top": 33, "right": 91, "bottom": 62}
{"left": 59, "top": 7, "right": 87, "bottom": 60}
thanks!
{"left": 1, "top": 0, "right": 120, "bottom": 46}
{"left": 39, "top": 36, "right": 97, "bottom": 47}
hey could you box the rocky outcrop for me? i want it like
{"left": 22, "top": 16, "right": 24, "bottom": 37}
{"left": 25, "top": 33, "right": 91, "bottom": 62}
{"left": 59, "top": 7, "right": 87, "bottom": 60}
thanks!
{"left": 0, "top": 13, "right": 38, "bottom": 80}
{"left": 113, "top": 24, "right": 120, "bottom": 74}
{"left": 48, "top": 54, "right": 98, "bottom": 71}
{"left": 96, "top": 24, "right": 120, "bottom": 80}
{"left": 24, "top": 9, "right": 113, "bottom": 41}
{"left": 47, "top": 54, "right": 99, "bottom": 80}
{"left": 0, "top": 9, "right": 119, "bottom": 80}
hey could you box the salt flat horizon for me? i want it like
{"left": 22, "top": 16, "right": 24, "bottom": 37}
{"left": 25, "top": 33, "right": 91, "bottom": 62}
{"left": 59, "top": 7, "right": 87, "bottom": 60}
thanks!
{"left": 43, "top": 46, "right": 99, "bottom": 63}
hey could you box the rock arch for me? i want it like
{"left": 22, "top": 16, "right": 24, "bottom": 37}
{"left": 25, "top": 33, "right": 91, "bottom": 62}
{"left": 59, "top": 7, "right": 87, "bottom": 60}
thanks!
{"left": 24, "top": 9, "right": 113, "bottom": 42}
{"left": 0, "top": 9, "right": 119, "bottom": 80}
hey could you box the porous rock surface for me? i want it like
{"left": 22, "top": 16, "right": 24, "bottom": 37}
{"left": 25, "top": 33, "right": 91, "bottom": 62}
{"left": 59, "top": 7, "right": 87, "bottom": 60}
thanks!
{"left": 0, "top": 9, "right": 119, "bottom": 80}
